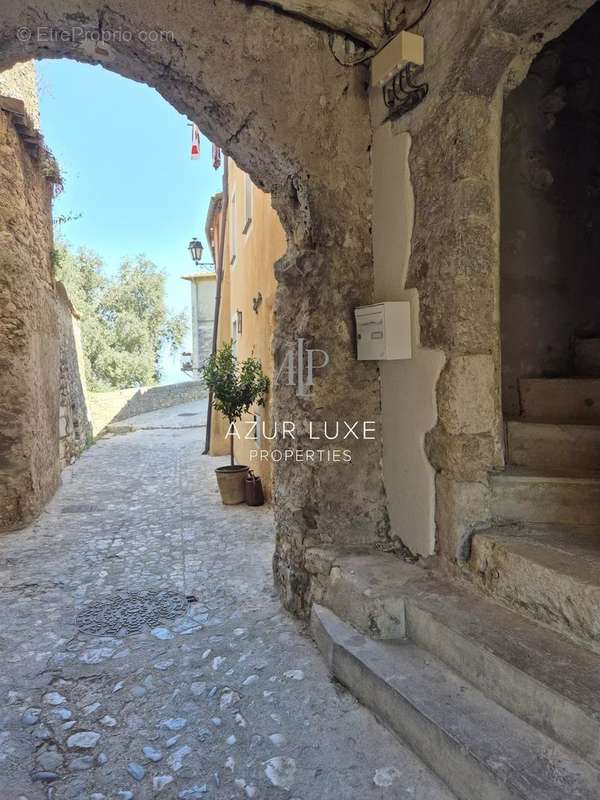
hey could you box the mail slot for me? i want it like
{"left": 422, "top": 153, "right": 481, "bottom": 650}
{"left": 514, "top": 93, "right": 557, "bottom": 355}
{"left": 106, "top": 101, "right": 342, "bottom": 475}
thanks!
{"left": 355, "top": 302, "right": 412, "bottom": 361}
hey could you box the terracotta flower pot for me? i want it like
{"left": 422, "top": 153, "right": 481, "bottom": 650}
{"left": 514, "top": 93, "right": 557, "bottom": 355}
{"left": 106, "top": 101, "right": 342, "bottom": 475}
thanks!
{"left": 215, "top": 465, "right": 249, "bottom": 505}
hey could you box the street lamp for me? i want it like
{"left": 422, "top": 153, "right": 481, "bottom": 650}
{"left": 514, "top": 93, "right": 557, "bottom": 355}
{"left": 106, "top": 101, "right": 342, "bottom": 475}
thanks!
{"left": 188, "top": 237, "right": 204, "bottom": 265}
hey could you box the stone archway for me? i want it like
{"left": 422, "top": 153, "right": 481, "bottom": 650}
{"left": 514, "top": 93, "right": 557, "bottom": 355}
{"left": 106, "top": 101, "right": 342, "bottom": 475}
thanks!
{"left": 5, "top": 0, "right": 593, "bottom": 609}
{"left": 0, "top": 0, "right": 396, "bottom": 613}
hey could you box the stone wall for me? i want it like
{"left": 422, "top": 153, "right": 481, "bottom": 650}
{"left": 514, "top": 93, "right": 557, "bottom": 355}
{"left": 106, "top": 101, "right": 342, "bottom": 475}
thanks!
{"left": 88, "top": 381, "right": 207, "bottom": 436}
{"left": 0, "top": 61, "right": 39, "bottom": 125}
{"left": 56, "top": 281, "right": 93, "bottom": 467}
{"left": 0, "top": 61, "right": 59, "bottom": 532}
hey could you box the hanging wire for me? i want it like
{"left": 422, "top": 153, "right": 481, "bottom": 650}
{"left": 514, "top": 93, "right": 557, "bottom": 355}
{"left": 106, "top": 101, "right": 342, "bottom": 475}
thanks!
{"left": 406, "top": 0, "right": 433, "bottom": 31}
{"left": 328, "top": 33, "right": 375, "bottom": 66}
{"left": 328, "top": 0, "right": 434, "bottom": 67}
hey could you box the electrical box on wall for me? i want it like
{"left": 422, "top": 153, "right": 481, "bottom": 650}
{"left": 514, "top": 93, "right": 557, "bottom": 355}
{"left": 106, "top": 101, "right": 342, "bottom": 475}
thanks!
{"left": 355, "top": 302, "right": 412, "bottom": 361}
{"left": 371, "top": 31, "right": 424, "bottom": 87}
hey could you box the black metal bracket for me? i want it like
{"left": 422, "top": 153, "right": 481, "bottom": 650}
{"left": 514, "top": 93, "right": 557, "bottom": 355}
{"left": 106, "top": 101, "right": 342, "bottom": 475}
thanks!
{"left": 382, "top": 62, "right": 428, "bottom": 120}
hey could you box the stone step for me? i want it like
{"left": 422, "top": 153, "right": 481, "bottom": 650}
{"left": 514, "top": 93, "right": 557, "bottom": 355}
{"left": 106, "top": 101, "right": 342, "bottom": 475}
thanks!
{"left": 490, "top": 467, "right": 600, "bottom": 525}
{"left": 318, "top": 551, "right": 412, "bottom": 639}
{"left": 470, "top": 525, "right": 600, "bottom": 651}
{"left": 506, "top": 419, "right": 600, "bottom": 471}
{"left": 520, "top": 378, "right": 600, "bottom": 420}
{"left": 575, "top": 338, "right": 600, "bottom": 378}
{"left": 316, "top": 550, "right": 600, "bottom": 767}
{"left": 405, "top": 567, "right": 600, "bottom": 768}
{"left": 311, "top": 603, "right": 600, "bottom": 800}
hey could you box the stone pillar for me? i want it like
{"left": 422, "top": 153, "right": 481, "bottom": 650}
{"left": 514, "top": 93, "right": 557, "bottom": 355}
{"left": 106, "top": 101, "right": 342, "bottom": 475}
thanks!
{"left": 413, "top": 94, "right": 505, "bottom": 560}
{"left": 272, "top": 178, "right": 388, "bottom": 614}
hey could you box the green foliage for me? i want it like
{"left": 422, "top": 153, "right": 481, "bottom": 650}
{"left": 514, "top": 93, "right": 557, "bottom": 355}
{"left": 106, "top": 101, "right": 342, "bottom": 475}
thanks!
{"left": 202, "top": 342, "right": 270, "bottom": 466}
{"left": 54, "top": 240, "right": 187, "bottom": 391}
{"left": 53, "top": 211, "right": 83, "bottom": 227}
{"left": 41, "top": 147, "right": 63, "bottom": 198}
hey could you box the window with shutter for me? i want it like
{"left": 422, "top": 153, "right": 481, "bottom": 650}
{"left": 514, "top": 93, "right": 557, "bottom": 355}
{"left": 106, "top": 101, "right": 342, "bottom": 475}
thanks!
{"left": 230, "top": 191, "right": 237, "bottom": 265}
{"left": 231, "top": 314, "right": 238, "bottom": 355}
{"left": 243, "top": 173, "right": 253, "bottom": 234}
{"left": 253, "top": 414, "right": 262, "bottom": 445}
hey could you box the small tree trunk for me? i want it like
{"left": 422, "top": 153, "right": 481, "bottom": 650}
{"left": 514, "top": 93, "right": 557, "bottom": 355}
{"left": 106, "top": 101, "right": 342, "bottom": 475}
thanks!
{"left": 230, "top": 427, "right": 235, "bottom": 467}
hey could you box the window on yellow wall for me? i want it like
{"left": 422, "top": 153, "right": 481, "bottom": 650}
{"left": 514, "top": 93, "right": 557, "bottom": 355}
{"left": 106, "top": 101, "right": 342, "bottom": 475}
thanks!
{"left": 230, "top": 191, "right": 237, "bottom": 265}
{"left": 231, "top": 314, "right": 238, "bottom": 356}
{"left": 243, "top": 173, "right": 253, "bottom": 234}
{"left": 253, "top": 413, "right": 261, "bottom": 445}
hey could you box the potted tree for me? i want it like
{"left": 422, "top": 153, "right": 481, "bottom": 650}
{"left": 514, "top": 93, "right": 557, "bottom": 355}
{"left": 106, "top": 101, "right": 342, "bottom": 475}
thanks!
{"left": 202, "top": 341, "right": 269, "bottom": 504}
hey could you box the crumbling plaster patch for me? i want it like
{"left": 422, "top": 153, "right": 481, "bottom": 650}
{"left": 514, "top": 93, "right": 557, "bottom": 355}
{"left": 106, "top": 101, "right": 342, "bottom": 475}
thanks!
{"left": 371, "top": 122, "right": 445, "bottom": 556}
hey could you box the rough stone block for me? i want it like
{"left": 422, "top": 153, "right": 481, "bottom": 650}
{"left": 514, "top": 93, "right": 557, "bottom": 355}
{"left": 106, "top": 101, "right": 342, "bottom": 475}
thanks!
{"left": 323, "top": 558, "right": 407, "bottom": 639}
{"left": 435, "top": 474, "right": 491, "bottom": 560}
{"left": 426, "top": 427, "right": 498, "bottom": 481}
{"left": 438, "top": 354, "right": 496, "bottom": 436}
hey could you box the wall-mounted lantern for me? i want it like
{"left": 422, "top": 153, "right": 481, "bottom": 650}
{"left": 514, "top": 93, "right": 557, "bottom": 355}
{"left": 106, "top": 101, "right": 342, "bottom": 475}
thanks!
{"left": 188, "top": 237, "right": 204, "bottom": 265}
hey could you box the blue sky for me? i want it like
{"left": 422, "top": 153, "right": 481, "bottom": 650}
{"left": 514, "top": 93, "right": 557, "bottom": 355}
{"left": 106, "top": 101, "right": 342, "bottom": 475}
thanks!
{"left": 36, "top": 58, "right": 222, "bottom": 384}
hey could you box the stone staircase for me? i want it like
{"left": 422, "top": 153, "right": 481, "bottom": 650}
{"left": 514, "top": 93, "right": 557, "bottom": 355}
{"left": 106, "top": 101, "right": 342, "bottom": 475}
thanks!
{"left": 310, "top": 553, "right": 600, "bottom": 800}
{"left": 471, "top": 337, "right": 600, "bottom": 648}
{"left": 308, "top": 338, "right": 600, "bottom": 799}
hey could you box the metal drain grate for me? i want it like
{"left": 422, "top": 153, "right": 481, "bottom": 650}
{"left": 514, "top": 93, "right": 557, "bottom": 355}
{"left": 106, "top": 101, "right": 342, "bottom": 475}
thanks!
{"left": 61, "top": 504, "right": 99, "bottom": 514}
{"left": 178, "top": 412, "right": 200, "bottom": 417}
{"left": 76, "top": 589, "right": 190, "bottom": 636}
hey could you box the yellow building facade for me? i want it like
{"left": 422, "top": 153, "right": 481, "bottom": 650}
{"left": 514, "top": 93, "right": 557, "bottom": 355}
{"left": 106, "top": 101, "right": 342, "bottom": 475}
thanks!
{"left": 208, "top": 158, "right": 286, "bottom": 500}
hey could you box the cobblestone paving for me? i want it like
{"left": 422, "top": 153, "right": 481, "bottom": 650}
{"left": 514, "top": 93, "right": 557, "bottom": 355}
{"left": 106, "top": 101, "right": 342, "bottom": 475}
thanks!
{"left": 0, "top": 403, "right": 453, "bottom": 800}
{"left": 109, "top": 401, "right": 208, "bottom": 431}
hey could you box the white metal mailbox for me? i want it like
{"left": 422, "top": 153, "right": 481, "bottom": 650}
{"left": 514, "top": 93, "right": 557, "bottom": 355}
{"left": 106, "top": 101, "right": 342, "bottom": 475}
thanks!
{"left": 355, "top": 302, "right": 412, "bottom": 361}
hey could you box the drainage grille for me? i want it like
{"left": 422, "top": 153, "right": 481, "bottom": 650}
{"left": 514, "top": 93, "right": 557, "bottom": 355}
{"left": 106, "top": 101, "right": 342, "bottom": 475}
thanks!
{"left": 61, "top": 504, "right": 99, "bottom": 514}
{"left": 76, "top": 589, "right": 190, "bottom": 635}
